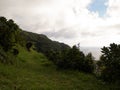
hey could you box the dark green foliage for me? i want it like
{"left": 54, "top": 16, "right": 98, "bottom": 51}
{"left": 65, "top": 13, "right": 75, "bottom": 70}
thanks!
{"left": 26, "top": 42, "right": 32, "bottom": 51}
{"left": 84, "top": 53, "right": 94, "bottom": 73}
{"left": 0, "top": 47, "right": 7, "bottom": 63}
{"left": 61, "top": 45, "right": 85, "bottom": 70}
{"left": 98, "top": 43, "right": 120, "bottom": 82}
{"left": 0, "top": 16, "right": 20, "bottom": 51}
{"left": 0, "top": 17, "right": 25, "bottom": 64}
{"left": 13, "top": 48, "right": 19, "bottom": 56}
{"left": 0, "top": 47, "right": 16, "bottom": 64}
{"left": 47, "top": 45, "right": 94, "bottom": 73}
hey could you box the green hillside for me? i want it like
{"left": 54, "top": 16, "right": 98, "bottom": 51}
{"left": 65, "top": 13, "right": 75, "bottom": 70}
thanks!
{"left": 0, "top": 46, "right": 119, "bottom": 90}
{"left": 21, "top": 31, "right": 70, "bottom": 53}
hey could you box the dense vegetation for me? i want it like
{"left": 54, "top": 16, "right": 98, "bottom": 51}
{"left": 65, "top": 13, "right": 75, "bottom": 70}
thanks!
{"left": 0, "top": 17, "right": 21, "bottom": 51}
{"left": 0, "top": 16, "right": 120, "bottom": 89}
{"left": 46, "top": 45, "right": 94, "bottom": 73}
{"left": 97, "top": 43, "right": 120, "bottom": 83}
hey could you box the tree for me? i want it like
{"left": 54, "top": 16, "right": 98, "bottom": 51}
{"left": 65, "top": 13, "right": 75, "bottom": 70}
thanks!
{"left": 55, "top": 45, "right": 87, "bottom": 71}
{"left": 0, "top": 17, "right": 20, "bottom": 51}
{"left": 84, "top": 53, "right": 94, "bottom": 73}
{"left": 98, "top": 43, "right": 120, "bottom": 82}
{"left": 46, "top": 45, "right": 94, "bottom": 73}
{"left": 66, "top": 45, "right": 85, "bottom": 70}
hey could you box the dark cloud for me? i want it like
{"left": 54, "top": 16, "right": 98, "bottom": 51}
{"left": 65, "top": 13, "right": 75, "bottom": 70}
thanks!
{"left": 110, "top": 24, "right": 120, "bottom": 29}
{"left": 43, "top": 28, "right": 78, "bottom": 39}
{"left": 80, "top": 32, "right": 98, "bottom": 37}
{"left": 99, "top": 24, "right": 120, "bottom": 31}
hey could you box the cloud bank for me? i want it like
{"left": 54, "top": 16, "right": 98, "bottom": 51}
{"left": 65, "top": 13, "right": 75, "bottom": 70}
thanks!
{"left": 0, "top": 0, "right": 120, "bottom": 47}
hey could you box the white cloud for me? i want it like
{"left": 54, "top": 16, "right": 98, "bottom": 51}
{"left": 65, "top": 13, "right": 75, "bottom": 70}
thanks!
{"left": 106, "top": 0, "right": 120, "bottom": 17}
{"left": 0, "top": 0, "right": 120, "bottom": 47}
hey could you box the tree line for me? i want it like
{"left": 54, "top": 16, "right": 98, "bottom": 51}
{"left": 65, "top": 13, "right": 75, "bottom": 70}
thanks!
{"left": 46, "top": 43, "right": 120, "bottom": 83}
{"left": 45, "top": 45, "right": 94, "bottom": 73}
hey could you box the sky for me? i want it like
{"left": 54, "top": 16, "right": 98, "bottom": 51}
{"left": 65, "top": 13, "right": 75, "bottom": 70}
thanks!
{"left": 88, "top": 0, "right": 108, "bottom": 17}
{"left": 0, "top": 0, "right": 120, "bottom": 47}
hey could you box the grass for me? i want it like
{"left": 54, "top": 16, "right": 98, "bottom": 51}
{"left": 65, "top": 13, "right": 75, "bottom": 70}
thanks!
{"left": 0, "top": 47, "right": 120, "bottom": 90}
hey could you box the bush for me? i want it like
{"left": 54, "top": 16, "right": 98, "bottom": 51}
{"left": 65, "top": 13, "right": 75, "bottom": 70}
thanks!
{"left": 26, "top": 42, "right": 32, "bottom": 51}
{"left": 13, "top": 48, "right": 19, "bottom": 56}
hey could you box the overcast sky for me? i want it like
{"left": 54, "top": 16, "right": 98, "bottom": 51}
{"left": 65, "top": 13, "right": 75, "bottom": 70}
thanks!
{"left": 0, "top": 0, "right": 120, "bottom": 47}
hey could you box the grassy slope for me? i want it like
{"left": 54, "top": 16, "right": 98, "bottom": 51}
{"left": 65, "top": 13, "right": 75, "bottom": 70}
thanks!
{"left": 0, "top": 47, "right": 119, "bottom": 90}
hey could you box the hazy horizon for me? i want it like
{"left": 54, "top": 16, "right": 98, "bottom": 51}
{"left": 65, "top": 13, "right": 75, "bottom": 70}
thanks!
{"left": 80, "top": 47, "right": 101, "bottom": 60}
